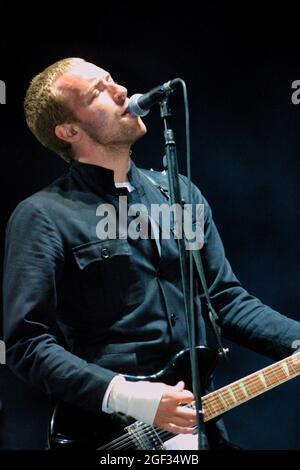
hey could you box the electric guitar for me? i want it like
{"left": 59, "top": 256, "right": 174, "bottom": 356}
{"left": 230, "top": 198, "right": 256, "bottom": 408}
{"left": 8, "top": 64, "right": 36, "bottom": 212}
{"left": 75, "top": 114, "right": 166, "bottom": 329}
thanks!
{"left": 49, "top": 346, "right": 300, "bottom": 450}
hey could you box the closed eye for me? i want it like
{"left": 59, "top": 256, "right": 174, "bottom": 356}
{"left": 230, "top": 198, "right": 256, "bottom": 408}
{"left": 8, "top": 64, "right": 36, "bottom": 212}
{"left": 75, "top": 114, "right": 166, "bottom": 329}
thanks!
{"left": 87, "top": 75, "right": 118, "bottom": 103}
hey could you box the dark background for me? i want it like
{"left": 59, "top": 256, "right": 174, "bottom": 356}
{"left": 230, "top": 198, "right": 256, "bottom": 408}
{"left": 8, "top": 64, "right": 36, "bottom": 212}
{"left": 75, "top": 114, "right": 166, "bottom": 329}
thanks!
{"left": 0, "top": 2, "right": 300, "bottom": 450}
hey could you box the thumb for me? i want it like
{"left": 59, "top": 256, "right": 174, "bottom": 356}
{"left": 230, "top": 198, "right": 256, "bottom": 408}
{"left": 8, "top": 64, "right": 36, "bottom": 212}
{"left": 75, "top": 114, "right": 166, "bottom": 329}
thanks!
{"left": 173, "top": 380, "right": 185, "bottom": 392}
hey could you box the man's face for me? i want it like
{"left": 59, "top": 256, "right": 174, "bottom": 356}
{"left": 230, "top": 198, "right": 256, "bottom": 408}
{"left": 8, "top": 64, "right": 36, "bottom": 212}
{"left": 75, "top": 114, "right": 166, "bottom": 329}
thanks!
{"left": 55, "top": 61, "right": 147, "bottom": 148}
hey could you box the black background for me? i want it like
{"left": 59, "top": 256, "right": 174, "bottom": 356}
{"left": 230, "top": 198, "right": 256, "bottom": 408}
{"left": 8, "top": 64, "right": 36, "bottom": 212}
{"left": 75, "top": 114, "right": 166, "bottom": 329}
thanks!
{"left": 0, "top": 2, "right": 300, "bottom": 450}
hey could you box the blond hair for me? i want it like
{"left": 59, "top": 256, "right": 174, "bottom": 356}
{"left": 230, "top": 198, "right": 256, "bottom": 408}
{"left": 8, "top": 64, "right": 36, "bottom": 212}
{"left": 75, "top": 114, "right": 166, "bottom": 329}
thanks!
{"left": 24, "top": 57, "right": 85, "bottom": 162}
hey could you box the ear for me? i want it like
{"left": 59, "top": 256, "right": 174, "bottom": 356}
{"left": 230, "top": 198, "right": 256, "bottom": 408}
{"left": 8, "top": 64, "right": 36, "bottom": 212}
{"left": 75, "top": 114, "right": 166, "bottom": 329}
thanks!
{"left": 55, "top": 123, "right": 81, "bottom": 143}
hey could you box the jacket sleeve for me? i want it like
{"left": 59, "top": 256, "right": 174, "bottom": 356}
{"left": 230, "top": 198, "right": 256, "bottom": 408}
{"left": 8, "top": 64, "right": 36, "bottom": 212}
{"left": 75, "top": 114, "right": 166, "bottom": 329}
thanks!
{"left": 194, "top": 185, "right": 300, "bottom": 359}
{"left": 3, "top": 199, "right": 116, "bottom": 413}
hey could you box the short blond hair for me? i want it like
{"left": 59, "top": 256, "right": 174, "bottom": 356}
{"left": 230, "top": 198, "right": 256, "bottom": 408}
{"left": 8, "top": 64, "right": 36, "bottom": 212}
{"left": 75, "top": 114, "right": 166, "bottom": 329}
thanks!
{"left": 24, "top": 57, "right": 85, "bottom": 162}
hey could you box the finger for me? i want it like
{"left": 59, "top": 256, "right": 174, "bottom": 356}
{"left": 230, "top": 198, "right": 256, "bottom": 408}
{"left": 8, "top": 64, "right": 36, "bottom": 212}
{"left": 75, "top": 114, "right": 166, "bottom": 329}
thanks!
{"left": 170, "top": 415, "right": 197, "bottom": 427}
{"left": 172, "top": 390, "right": 194, "bottom": 404}
{"left": 164, "top": 422, "right": 196, "bottom": 435}
{"left": 157, "top": 409, "right": 197, "bottom": 427}
{"left": 173, "top": 381, "right": 185, "bottom": 392}
{"left": 174, "top": 407, "right": 197, "bottom": 420}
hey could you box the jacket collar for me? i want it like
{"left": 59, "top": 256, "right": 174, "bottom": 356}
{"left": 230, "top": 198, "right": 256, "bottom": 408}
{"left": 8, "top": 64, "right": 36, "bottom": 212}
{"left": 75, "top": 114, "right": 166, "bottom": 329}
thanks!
{"left": 69, "top": 158, "right": 145, "bottom": 197}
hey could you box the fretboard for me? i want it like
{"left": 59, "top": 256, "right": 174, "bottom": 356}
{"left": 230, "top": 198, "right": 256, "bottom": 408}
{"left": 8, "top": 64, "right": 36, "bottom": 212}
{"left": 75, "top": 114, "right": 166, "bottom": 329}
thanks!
{"left": 201, "top": 351, "right": 300, "bottom": 422}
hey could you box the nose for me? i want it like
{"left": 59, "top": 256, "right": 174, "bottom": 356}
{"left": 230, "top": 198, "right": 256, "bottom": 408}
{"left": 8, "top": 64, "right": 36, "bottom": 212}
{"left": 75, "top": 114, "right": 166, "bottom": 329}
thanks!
{"left": 107, "top": 82, "right": 127, "bottom": 106}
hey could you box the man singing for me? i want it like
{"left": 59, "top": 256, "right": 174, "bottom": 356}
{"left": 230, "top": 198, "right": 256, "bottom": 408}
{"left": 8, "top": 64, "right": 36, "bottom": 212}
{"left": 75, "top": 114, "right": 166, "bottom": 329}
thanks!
{"left": 3, "top": 58, "right": 300, "bottom": 449}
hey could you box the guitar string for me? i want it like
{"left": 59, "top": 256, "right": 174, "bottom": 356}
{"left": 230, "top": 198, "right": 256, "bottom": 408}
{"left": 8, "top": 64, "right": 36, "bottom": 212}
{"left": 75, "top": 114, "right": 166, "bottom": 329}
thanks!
{"left": 98, "top": 415, "right": 194, "bottom": 450}
{"left": 97, "top": 361, "right": 300, "bottom": 450}
{"left": 98, "top": 421, "right": 197, "bottom": 450}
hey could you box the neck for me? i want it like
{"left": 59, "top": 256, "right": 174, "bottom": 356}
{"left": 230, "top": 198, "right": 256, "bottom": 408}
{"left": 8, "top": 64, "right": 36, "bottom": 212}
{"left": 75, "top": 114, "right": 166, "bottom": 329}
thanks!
{"left": 75, "top": 141, "right": 131, "bottom": 183}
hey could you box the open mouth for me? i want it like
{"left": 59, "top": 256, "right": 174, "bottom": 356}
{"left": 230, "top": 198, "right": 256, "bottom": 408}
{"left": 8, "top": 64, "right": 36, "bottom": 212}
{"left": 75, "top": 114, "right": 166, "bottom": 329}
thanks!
{"left": 121, "top": 106, "right": 136, "bottom": 118}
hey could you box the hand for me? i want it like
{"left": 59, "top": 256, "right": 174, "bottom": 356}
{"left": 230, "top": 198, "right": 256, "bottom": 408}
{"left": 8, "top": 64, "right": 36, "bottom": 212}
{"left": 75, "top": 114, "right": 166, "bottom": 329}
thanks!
{"left": 153, "top": 380, "right": 197, "bottom": 434}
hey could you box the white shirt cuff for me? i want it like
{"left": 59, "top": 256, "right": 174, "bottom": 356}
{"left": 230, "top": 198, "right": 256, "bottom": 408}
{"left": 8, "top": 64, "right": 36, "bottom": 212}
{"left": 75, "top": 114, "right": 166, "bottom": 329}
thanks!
{"left": 101, "top": 374, "right": 125, "bottom": 414}
{"left": 107, "top": 378, "right": 165, "bottom": 425}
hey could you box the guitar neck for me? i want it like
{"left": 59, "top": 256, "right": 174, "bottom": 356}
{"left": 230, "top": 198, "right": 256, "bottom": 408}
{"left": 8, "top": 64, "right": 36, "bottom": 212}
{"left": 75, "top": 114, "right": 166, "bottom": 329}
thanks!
{"left": 201, "top": 351, "right": 300, "bottom": 422}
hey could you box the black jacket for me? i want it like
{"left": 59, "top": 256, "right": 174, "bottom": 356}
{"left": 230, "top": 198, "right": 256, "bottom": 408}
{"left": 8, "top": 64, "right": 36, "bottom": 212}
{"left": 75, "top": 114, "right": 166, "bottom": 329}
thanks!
{"left": 3, "top": 159, "right": 300, "bottom": 443}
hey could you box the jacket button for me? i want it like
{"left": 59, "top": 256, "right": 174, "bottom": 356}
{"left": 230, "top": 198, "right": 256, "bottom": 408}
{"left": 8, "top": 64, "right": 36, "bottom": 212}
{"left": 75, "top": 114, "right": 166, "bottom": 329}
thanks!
{"left": 101, "top": 248, "right": 110, "bottom": 259}
{"left": 170, "top": 313, "right": 177, "bottom": 326}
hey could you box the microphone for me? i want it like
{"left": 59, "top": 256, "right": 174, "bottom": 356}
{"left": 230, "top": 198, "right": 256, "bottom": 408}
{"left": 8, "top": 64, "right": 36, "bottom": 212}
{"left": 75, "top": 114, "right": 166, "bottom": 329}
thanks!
{"left": 127, "top": 78, "right": 180, "bottom": 117}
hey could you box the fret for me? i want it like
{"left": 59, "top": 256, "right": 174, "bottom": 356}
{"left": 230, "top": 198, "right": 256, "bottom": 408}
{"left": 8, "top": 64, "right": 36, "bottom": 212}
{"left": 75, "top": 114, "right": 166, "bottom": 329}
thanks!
{"left": 219, "top": 392, "right": 227, "bottom": 410}
{"left": 221, "top": 387, "right": 236, "bottom": 410}
{"left": 245, "top": 375, "right": 261, "bottom": 394}
{"left": 207, "top": 397, "right": 218, "bottom": 415}
{"left": 227, "top": 387, "right": 238, "bottom": 404}
{"left": 203, "top": 392, "right": 221, "bottom": 416}
{"left": 281, "top": 362, "right": 290, "bottom": 378}
{"left": 239, "top": 381, "right": 249, "bottom": 398}
{"left": 201, "top": 397, "right": 214, "bottom": 418}
{"left": 275, "top": 364, "right": 289, "bottom": 381}
{"left": 201, "top": 402, "right": 213, "bottom": 420}
{"left": 222, "top": 387, "right": 238, "bottom": 407}
{"left": 290, "top": 352, "right": 300, "bottom": 373}
{"left": 288, "top": 357, "right": 297, "bottom": 375}
{"left": 230, "top": 383, "right": 246, "bottom": 402}
{"left": 214, "top": 393, "right": 227, "bottom": 413}
{"left": 258, "top": 373, "right": 267, "bottom": 388}
{"left": 263, "top": 370, "right": 273, "bottom": 387}
{"left": 272, "top": 367, "right": 284, "bottom": 383}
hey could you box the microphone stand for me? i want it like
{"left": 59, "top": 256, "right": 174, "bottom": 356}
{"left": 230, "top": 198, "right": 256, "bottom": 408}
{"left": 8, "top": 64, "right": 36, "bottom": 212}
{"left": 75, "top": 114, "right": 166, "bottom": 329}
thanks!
{"left": 159, "top": 97, "right": 209, "bottom": 450}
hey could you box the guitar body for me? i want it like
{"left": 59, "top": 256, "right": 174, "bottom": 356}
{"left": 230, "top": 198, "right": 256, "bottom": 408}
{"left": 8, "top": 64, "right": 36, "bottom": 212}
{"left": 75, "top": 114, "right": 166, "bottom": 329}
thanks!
{"left": 49, "top": 346, "right": 218, "bottom": 450}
